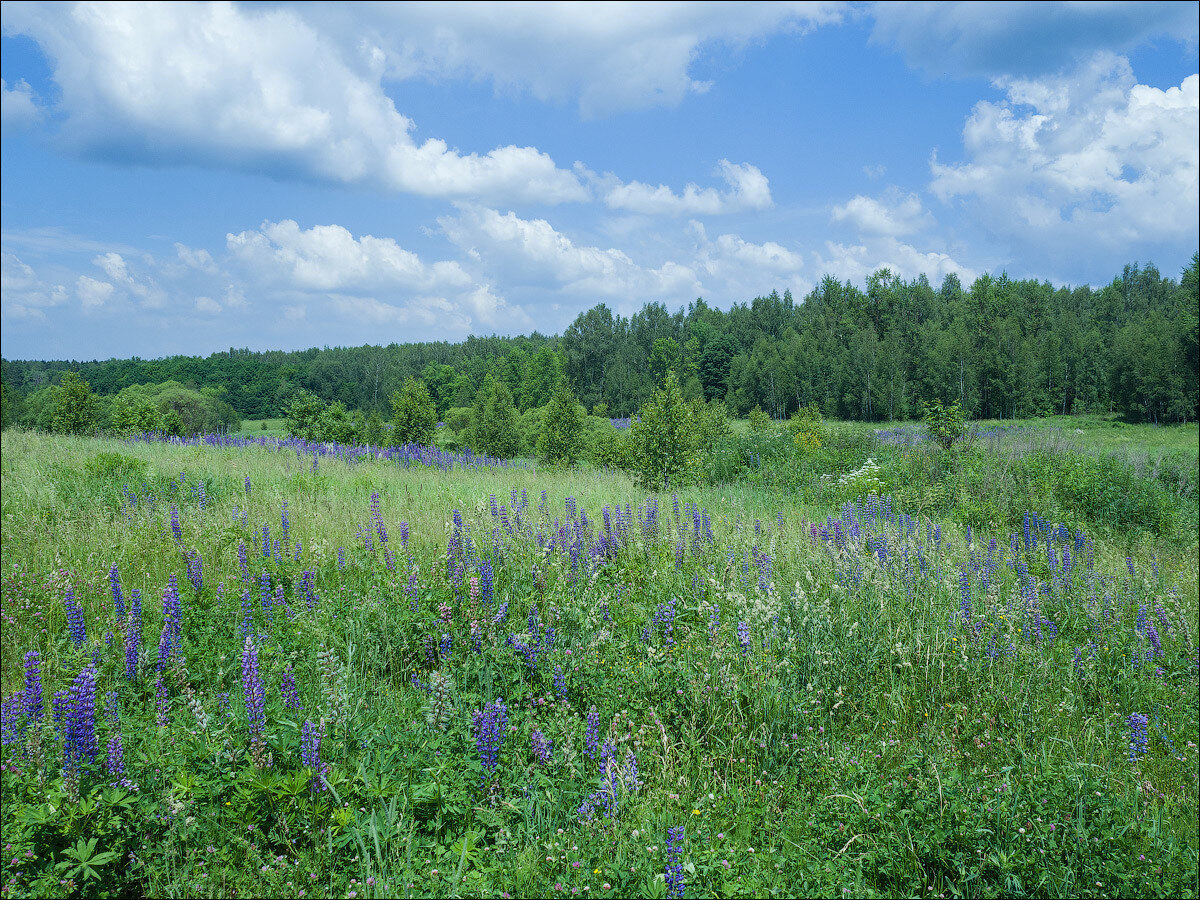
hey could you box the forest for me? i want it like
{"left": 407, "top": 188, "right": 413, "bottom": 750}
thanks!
{"left": 2, "top": 255, "right": 1197, "bottom": 428}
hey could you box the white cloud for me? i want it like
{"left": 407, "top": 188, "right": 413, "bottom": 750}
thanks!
{"left": 1, "top": 77, "right": 40, "bottom": 130}
{"left": 314, "top": 1, "right": 845, "bottom": 117}
{"left": 3, "top": 2, "right": 587, "bottom": 204}
{"left": 194, "top": 295, "right": 221, "bottom": 315}
{"left": 815, "top": 236, "right": 977, "bottom": 285}
{"left": 227, "top": 220, "right": 474, "bottom": 294}
{"left": 92, "top": 251, "right": 166, "bottom": 307}
{"left": 930, "top": 54, "right": 1199, "bottom": 256}
{"left": 870, "top": 1, "right": 1198, "bottom": 79}
{"left": 602, "top": 160, "right": 773, "bottom": 216}
{"left": 175, "top": 243, "right": 218, "bottom": 274}
{"left": 831, "top": 191, "right": 931, "bottom": 237}
{"left": 76, "top": 274, "right": 114, "bottom": 309}
{"left": 1, "top": 251, "right": 68, "bottom": 319}
{"left": 440, "top": 205, "right": 701, "bottom": 302}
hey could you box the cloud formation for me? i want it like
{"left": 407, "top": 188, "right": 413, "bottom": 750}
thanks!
{"left": 1, "top": 77, "right": 40, "bottom": 130}
{"left": 831, "top": 191, "right": 931, "bottom": 237}
{"left": 316, "top": 1, "right": 845, "bottom": 117}
{"left": 931, "top": 54, "right": 1199, "bottom": 261}
{"left": 602, "top": 160, "right": 773, "bottom": 216}
{"left": 3, "top": 2, "right": 587, "bottom": 204}
{"left": 871, "top": 1, "right": 1198, "bottom": 79}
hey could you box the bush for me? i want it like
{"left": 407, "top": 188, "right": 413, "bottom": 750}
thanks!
{"left": 538, "top": 381, "right": 586, "bottom": 466}
{"left": 787, "top": 403, "right": 825, "bottom": 452}
{"left": 922, "top": 398, "right": 967, "bottom": 449}
{"left": 629, "top": 371, "right": 698, "bottom": 489}
{"left": 390, "top": 377, "right": 437, "bottom": 446}
{"left": 747, "top": 405, "right": 772, "bottom": 432}
{"left": 467, "top": 377, "right": 521, "bottom": 459}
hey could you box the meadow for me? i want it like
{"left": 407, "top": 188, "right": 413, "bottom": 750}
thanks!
{"left": 0, "top": 423, "right": 1197, "bottom": 898}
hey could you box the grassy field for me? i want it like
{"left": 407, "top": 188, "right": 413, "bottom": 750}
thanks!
{"left": 1, "top": 425, "right": 1196, "bottom": 898}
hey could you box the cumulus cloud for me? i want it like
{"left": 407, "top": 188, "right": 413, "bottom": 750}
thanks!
{"left": 175, "top": 243, "right": 218, "bottom": 274}
{"left": 194, "top": 295, "right": 221, "bottom": 315}
{"left": 440, "top": 205, "right": 702, "bottom": 302}
{"left": 1, "top": 77, "right": 41, "bottom": 130}
{"left": 1, "top": 251, "right": 68, "bottom": 320}
{"left": 3, "top": 2, "right": 586, "bottom": 204}
{"left": 871, "top": 1, "right": 1198, "bottom": 79}
{"left": 227, "top": 220, "right": 474, "bottom": 294}
{"left": 313, "top": 1, "right": 845, "bottom": 117}
{"left": 602, "top": 160, "right": 773, "bottom": 216}
{"left": 815, "top": 236, "right": 977, "bottom": 285}
{"left": 76, "top": 274, "right": 114, "bottom": 310}
{"left": 92, "top": 251, "right": 166, "bottom": 307}
{"left": 228, "top": 218, "right": 528, "bottom": 330}
{"left": 930, "top": 54, "right": 1199, "bottom": 258}
{"left": 831, "top": 191, "right": 931, "bottom": 237}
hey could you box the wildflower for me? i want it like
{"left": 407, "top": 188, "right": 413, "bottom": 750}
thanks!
{"left": 64, "top": 589, "right": 86, "bottom": 646}
{"left": 1128, "top": 713, "right": 1149, "bottom": 762}
{"left": 300, "top": 720, "right": 328, "bottom": 791}
{"left": 23, "top": 651, "right": 44, "bottom": 723}
{"left": 665, "top": 827, "right": 684, "bottom": 899}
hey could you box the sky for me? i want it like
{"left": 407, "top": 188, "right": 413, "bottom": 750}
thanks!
{"left": 1, "top": 1, "right": 1197, "bottom": 361}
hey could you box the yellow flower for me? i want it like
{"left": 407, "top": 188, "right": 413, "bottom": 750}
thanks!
{"left": 693, "top": 809, "right": 701, "bottom": 815}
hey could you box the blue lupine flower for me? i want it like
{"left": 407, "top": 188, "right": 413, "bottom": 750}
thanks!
{"left": 125, "top": 589, "right": 143, "bottom": 681}
{"left": 1128, "top": 713, "right": 1149, "bottom": 762}
{"left": 64, "top": 589, "right": 87, "bottom": 646}
{"left": 109, "top": 564, "right": 125, "bottom": 620}
{"left": 282, "top": 664, "right": 302, "bottom": 711}
{"left": 242, "top": 638, "right": 266, "bottom": 741}
{"left": 665, "top": 826, "right": 685, "bottom": 898}
{"left": 737, "top": 621, "right": 750, "bottom": 655}
{"left": 24, "top": 651, "right": 44, "bottom": 723}
{"left": 531, "top": 728, "right": 552, "bottom": 764}
{"left": 473, "top": 698, "right": 508, "bottom": 779}
{"left": 585, "top": 705, "right": 599, "bottom": 760}
{"left": 300, "top": 720, "right": 328, "bottom": 791}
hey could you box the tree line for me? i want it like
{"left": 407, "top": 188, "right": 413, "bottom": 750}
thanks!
{"left": 2, "top": 254, "right": 1196, "bottom": 428}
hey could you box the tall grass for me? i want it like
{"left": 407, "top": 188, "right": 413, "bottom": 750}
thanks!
{"left": 1, "top": 428, "right": 1196, "bottom": 898}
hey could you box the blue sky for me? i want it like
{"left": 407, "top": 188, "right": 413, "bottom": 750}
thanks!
{"left": 2, "top": 1, "right": 1197, "bottom": 361}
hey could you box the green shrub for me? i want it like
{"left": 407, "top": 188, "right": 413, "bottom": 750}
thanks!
{"left": 389, "top": 377, "right": 438, "bottom": 446}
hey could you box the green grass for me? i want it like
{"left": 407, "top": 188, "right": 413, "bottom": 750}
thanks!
{"left": 1, "top": 427, "right": 1196, "bottom": 899}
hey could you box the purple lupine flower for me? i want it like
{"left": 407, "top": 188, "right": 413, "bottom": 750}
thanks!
{"left": 259, "top": 571, "right": 273, "bottom": 626}
{"left": 585, "top": 705, "right": 599, "bottom": 760}
{"left": 553, "top": 665, "right": 567, "bottom": 703}
{"left": 531, "top": 728, "right": 552, "bottom": 764}
{"left": 294, "top": 540, "right": 302, "bottom": 562}
{"left": 170, "top": 505, "right": 183, "bottom": 544}
{"left": 737, "top": 621, "right": 750, "bottom": 655}
{"left": 1145, "top": 623, "right": 1162, "bottom": 657}
{"left": 65, "top": 665, "right": 98, "bottom": 767}
{"left": 155, "top": 673, "right": 169, "bottom": 727}
{"left": 480, "top": 560, "right": 494, "bottom": 606}
{"left": 109, "top": 564, "right": 125, "bottom": 620}
{"left": 261, "top": 524, "right": 271, "bottom": 558}
{"left": 491, "top": 601, "right": 508, "bottom": 626}
{"left": 106, "top": 732, "right": 126, "bottom": 781}
{"left": 237, "top": 540, "right": 251, "bottom": 583}
{"left": 439, "top": 633, "right": 452, "bottom": 659}
{"left": 282, "top": 665, "right": 302, "bottom": 711}
{"left": 1128, "top": 713, "right": 1149, "bottom": 762}
{"left": 708, "top": 604, "right": 720, "bottom": 642}
{"left": 337, "top": 547, "right": 346, "bottom": 571}
{"left": 158, "top": 576, "right": 182, "bottom": 670}
{"left": 371, "top": 491, "right": 388, "bottom": 544}
{"left": 244, "top": 475, "right": 252, "bottom": 495}
{"left": 242, "top": 637, "right": 266, "bottom": 741}
{"left": 473, "top": 698, "right": 508, "bottom": 779}
{"left": 624, "top": 749, "right": 642, "bottom": 793}
{"left": 300, "top": 720, "right": 328, "bottom": 791}
{"left": 64, "top": 589, "right": 87, "bottom": 646}
{"left": 125, "top": 589, "right": 142, "bottom": 681}
{"left": 299, "top": 570, "right": 317, "bottom": 611}
{"left": 281, "top": 501, "right": 290, "bottom": 544}
{"left": 399, "top": 521, "right": 409, "bottom": 547}
{"left": 665, "top": 826, "right": 685, "bottom": 899}
{"left": 24, "top": 651, "right": 44, "bottom": 723}
{"left": 406, "top": 570, "right": 419, "bottom": 612}
{"left": 186, "top": 551, "right": 203, "bottom": 594}
{"left": 1, "top": 694, "right": 23, "bottom": 746}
